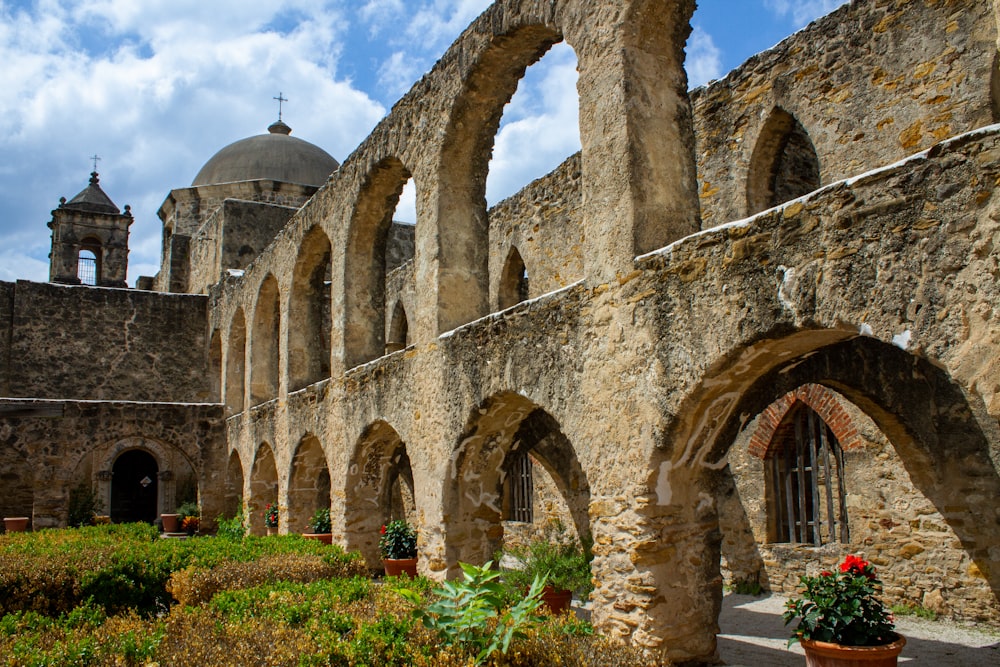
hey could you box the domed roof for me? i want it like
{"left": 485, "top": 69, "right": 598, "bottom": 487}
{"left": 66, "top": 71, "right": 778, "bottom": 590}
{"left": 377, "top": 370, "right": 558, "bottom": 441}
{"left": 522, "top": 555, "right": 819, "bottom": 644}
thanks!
{"left": 191, "top": 121, "right": 340, "bottom": 187}
{"left": 63, "top": 172, "right": 121, "bottom": 215}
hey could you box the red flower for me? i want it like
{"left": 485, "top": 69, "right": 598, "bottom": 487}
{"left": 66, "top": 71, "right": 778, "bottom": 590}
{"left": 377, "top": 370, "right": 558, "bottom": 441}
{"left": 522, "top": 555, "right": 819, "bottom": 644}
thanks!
{"left": 380, "top": 525, "right": 386, "bottom": 535}
{"left": 820, "top": 570, "right": 833, "bottom": 577}
{"left": 840, "top": 554, "right": 875, "bottom": 579}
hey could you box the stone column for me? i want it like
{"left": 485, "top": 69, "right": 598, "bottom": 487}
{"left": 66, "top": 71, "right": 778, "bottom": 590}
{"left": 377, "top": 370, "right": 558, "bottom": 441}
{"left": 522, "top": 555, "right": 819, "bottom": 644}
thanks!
{"left": 567, "top": 0, "right": 700, "bottom": 281}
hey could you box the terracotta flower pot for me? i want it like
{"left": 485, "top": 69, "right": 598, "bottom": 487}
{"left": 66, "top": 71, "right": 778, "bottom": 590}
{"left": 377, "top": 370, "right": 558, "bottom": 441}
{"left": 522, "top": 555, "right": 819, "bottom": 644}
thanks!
{"left": 161, "top": 514, "right": 180, "bottom": 533}
{"left": 540, "top": 585, "right": 573, "bottom": 615}
{"left": 383, "top": 557, "right": 418, "bottom": 577}
{"left": 303, "top": 532, "right": 333, "bottom": 545}
{"left": 266, "top": 525, "right": 277, "bottom": 536}
{"left": 3, "top": 517, "right": 29, "bottom": 533}
{"left": 801, "top": 634, "right": 906, "bottom": 667}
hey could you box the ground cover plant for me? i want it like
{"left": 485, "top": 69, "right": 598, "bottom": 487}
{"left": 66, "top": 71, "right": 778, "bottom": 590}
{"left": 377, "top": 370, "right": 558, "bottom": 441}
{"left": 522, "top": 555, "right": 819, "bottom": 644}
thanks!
{"left": 0, "top": 525, "right": 659, "bottom": 666}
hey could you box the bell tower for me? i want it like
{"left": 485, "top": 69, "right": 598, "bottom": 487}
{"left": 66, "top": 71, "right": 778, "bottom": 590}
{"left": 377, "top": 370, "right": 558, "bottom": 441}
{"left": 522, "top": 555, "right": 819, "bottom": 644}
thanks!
{"left": 48, "top": 169, "right": 132, "bottom": 288}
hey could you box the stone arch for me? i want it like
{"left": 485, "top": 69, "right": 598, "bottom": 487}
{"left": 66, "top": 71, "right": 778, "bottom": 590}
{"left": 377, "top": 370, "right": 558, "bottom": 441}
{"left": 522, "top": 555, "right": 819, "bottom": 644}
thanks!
{"left": 287, "top": 434, "right": 331, "bottom": 534}
{"left": 643, "top": 333, "right": 1000, "bottom": 662}
{"left": 344, "top": 156, "right": 413, "bottom": 368}
{"left": 434, "top": 21, "right": 563, "bottom": 333}
{"left": 226, "top": 308, "right": 246, "bottom": 415}
{"left": 250, "top": 275, "right": 281, "bottom": 405}
{"left": 746, "top": 106, "right": 821, "bottom": 215}
{"left": 92, "top": 435, "right": 196, "bottom": 524}
{"left": 288, "top": 226, "right": 332, "bottom": 391}
{"left": 445, "top": 392, "right": 590, "bottom": 570}
{"left": 387, "top": 301, "right": 409, "bottom": 353}
{"left": 248, "top": 442, "right": 279, "bottom": 535}
{"left": 498, "top": 245, "right": 529, "bottom": 310}
{"left": 209, "top": 328, "right": 222, "bottom": 403}
{"left": 344, "top": 421, "right": 415, "bottom": 568}
{"left": 224, "top": 450, "right": 244, "bottom": 520}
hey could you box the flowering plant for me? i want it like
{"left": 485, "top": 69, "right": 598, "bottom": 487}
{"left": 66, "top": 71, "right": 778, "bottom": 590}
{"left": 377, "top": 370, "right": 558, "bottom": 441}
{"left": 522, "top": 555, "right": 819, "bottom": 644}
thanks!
{"left": 783, "top": 554, "right": 896, "bottom": 647}
{"left": 262, "top": 503, "right": 278, "bottom": 528}
{"left": 379, "top": 519, "right": 417, "bottom": 559}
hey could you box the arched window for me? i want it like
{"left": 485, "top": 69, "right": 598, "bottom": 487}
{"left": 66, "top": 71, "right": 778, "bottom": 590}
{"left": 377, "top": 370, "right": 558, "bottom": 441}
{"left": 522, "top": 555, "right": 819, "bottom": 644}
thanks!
{"left": 747, "top": 108, "right": 821, "bottom": 215}
{"left": 498, "top": 246, "right": 529, "bottom": 310}
{"left": 78, "top": 249, "right": 98, "bottom": 285}
{"left": 386, "top": 301, "right": 409, "bottom": 354}
{"left": 767, "top": 404, "right": 848, "bottom": 545}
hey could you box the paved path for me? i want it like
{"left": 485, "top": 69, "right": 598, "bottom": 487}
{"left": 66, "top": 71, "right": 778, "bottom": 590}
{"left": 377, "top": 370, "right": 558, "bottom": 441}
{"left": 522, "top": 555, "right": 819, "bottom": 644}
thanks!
{"left": 718, "top": 593, "right": 1000, "bottom": 666}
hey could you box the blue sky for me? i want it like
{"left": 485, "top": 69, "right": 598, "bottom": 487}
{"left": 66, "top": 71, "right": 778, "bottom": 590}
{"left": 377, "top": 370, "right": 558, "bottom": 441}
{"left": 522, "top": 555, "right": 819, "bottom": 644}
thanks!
{"left": 0, "top": 0, "right": 845, "bottom": 285}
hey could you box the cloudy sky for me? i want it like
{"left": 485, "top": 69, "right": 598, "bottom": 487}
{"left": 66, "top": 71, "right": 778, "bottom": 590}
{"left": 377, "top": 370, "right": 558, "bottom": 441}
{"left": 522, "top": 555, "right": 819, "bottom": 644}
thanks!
{"left": 0, "top": 0, "right": 845, "bottom": 285}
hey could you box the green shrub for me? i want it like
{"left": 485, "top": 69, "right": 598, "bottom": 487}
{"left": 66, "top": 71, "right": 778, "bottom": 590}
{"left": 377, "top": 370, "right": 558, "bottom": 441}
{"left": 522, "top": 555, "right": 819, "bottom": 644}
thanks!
{"left": 308, "top": 507, "right": 331, "bottom": 534}
{"left": 215, "top": 505, "right": 247, "bottom": 540}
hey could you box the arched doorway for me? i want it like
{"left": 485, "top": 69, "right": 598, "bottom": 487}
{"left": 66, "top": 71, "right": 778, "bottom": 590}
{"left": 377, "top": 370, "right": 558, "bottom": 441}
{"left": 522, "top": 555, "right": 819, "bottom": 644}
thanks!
{"left": 110, "top": 449, "right": 158, "bottom": 523}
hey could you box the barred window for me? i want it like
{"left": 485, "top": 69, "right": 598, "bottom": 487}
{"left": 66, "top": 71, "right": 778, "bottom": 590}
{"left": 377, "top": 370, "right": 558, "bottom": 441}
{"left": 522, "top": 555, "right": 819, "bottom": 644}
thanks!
{"left": 506, "top": 449, "right": 533, "bottom": 523}
{"left": 768, "top": 405, "right": 848, "bottom": 545}
{"left": 78, "top": 249, "right": 98, "bottom": 285}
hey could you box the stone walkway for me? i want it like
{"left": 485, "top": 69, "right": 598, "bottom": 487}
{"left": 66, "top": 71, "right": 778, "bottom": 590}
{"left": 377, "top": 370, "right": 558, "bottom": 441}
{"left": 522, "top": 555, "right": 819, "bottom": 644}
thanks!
{"left": 718, "top": 593, "right": 1000, "bottom": 666}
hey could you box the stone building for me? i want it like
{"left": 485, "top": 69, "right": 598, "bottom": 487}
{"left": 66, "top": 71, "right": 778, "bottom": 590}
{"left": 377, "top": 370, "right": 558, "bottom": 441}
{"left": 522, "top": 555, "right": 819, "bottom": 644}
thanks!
{"left": 2, "top": 0, "right": 1000, "bottom": 663}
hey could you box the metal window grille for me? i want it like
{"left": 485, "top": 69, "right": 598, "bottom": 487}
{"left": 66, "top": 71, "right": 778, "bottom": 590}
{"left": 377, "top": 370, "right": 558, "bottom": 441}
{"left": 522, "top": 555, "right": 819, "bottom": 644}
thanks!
{"left": 770, "top": 406, "right": 848, "bottom": 545}
{"left": 507, "top": 449, "right": 534, "bottom": 523}
{"left": 78, "top": 251, "right": 97, "bottom": 285}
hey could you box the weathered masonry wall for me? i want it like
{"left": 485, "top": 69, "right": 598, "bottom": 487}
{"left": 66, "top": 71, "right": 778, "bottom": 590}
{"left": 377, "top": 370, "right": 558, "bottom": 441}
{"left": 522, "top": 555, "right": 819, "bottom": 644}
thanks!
{"left": 0, "top": 400, "right": 224, "bottom": 529}
{"left": 487, "top": 153, "right": 584, "bottom": 307}
{"left": 187, "top": 199, "right": 299, "bottom": 295}
{"left": 691, "top": 0, "right": 996, "bottom": 228}
{"left": 1, "top": 281, "right": 210, "bottom": 403}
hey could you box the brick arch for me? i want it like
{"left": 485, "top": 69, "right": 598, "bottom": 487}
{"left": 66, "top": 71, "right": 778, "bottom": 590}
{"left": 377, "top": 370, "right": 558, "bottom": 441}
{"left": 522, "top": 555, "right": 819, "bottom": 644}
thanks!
{"left": 747, "top": 383, "right": 863, "bottom": 459}
{"left": 344, "top": 156, "right": 414, "bottom": 368}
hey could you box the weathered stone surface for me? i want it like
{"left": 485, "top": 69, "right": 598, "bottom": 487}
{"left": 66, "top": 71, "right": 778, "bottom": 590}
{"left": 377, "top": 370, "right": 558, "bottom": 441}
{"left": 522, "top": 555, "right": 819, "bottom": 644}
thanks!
{"left": 4, "top": 1, "right": 1000, "bottom": 665}
{"left": 5, "top": 281, "right": 210, "bottom": 402}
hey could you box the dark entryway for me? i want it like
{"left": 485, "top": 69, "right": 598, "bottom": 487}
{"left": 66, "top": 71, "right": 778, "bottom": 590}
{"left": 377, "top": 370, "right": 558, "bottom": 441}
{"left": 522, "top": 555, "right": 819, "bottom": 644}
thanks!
{"left": 110, "top": 450, "right": 158, "bottom": 523}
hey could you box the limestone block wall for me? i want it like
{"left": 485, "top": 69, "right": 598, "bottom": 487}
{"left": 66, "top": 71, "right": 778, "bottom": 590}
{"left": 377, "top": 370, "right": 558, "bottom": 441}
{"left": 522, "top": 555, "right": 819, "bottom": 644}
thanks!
{"left": 186, "top": 200, "right": 299, "bottom": 295}
{"left": 1, "top": 281, "right": 210, "bottom": 402}
{"left": 488, "top": 153, "right": 584, "bottom": 306}
{"left": 691, "top": 0, "right": 996, "bottom": 228}
{"left": 0, "top": 400, "right": 224, "bottom": 529}
{"left": 0, "top": 281, "right": 12, "bottom": 396}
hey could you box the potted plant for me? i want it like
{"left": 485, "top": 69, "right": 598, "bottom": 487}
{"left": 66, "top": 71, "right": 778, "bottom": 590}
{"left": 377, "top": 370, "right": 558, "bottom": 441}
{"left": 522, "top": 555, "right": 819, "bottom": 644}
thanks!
{"left": 379, "top": 519, "right": 418, "bottom": 577}
{"left": 303, "top": 507, "right": 332, "bottom": 544}
{"left": 783, "top": 554, "right": 905, "bottom": 666}
{"left": 262, "top": 503, "right": 279, "bottom": 535}
{"left": 499, "top": 525, "right": 593, "bottom": 614}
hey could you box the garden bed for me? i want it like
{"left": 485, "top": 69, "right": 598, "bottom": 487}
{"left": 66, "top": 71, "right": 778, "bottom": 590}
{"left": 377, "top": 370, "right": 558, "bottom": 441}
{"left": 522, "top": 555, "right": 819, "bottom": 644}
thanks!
{"left": 0, "top": 525, "right": 657, "bottom": 666}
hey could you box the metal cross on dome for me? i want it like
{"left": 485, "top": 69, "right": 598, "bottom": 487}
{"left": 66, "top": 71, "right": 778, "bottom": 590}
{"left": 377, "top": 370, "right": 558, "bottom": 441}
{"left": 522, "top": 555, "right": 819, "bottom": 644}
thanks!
{"left": 273, "top": 92, "right": 288, "bottom": 122}
{"left": 90, "top": 154, "right": 101, "bottom": 172}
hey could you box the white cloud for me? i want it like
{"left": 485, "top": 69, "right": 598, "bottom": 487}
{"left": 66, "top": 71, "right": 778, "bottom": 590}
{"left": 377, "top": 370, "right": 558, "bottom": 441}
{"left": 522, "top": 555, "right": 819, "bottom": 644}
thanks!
{"left": 763, "top": 0, "right": 847, "bottom": 28}
{"left": 686, "top": 25, "right": 723, "bottom": 88}
{"left": 486, "top": 42, "right": 579, "bottom": 206}
{"left": 378, "top": 51, "right": 424, "bottom": 99}
{"left": 0, "top": 0, "right": 386, "bottom": 285}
